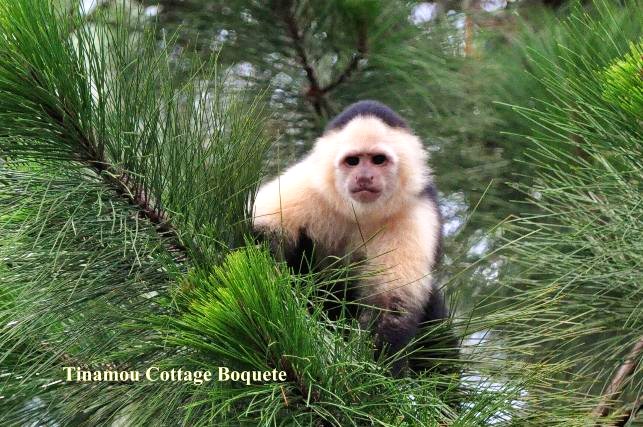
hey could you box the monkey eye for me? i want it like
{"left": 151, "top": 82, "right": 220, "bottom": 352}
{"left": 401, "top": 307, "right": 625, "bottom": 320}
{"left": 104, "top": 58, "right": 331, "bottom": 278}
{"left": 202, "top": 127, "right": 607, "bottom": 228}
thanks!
{"left": 372, "top": 154, "right": 388, "bottom": 165}
{"left": 345, "top": 156, "right": 360, "bottom": 166}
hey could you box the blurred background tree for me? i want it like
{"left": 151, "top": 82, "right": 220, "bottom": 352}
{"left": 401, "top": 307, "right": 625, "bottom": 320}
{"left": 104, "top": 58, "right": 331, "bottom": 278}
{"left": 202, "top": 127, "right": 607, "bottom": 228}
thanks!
{"left": 1, "top": 0, "right": 641, "bottom": 425}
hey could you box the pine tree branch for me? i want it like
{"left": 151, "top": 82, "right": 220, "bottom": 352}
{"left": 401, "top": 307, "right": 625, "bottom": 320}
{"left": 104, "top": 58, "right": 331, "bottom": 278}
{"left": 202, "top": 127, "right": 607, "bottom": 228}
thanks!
{"left": 26, "top": 69, "right": 188, "bottom": 260}
{"left": 592, "top": 336, "right": 643, "bottom": 424}
{"left": 279, "top": 355, "right": 321, "bottom": 403}
{"left": 100, "top": 170, "right": 186, "bottom": 258}
{"left": 613, "top": 399, "right": 641, "bottom": 427}
{"left": 278, "top": 3, "right": 324, "bottom": 115}
{"left": 41, "top": 342, "right": 90, "bottom": 371}
{"left": 321, "top": 25, "right": 368, "bottom": 95}
{"left": 278, "top": 2, "right": 369, "bottom": 116}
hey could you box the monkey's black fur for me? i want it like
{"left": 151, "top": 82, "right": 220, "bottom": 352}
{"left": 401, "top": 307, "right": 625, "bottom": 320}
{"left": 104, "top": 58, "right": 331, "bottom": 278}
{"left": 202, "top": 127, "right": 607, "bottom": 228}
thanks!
{"left": 284, "top": 228, "right": 315, "bottom": 276}
{"left": 325, "top": 100, "right": 409, "bottom": 133}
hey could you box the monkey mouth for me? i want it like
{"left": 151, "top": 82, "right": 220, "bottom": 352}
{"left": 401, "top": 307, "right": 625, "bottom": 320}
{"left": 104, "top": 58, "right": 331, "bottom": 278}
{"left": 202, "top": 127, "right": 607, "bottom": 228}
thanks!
{"left": 350, "top": 188, "right": 382, "bottom": 203}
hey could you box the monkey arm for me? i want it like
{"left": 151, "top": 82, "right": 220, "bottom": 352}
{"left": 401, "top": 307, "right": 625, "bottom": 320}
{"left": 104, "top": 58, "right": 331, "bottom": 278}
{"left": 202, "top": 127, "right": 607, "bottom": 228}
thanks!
{"left": 252, "top": 162, "right": 320, "bottom": 273}
{"left": 253, "top": 160, "right": 312, "bottom": 234}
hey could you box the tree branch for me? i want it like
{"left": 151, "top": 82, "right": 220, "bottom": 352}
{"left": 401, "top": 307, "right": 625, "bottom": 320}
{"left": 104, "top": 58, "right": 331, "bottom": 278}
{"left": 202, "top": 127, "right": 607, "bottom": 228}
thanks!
{"left": 279, "top": 4, "right": 324, "bottom": 115}
{"left": 279, "top": 355, "right": 321, "bottom": 403}
{"left": 592, "top": 335, "right": 643, "bottom": 424}
{"left": 321, "top": 25, "right": 368, "bottom": 94}
{"left": 613, "top": 399, "right": 641, "bottom": 427}
{"left": 85, "top": 162, "right": 187, "bottom": 261}
{"left": 279, "top": 3, "right": 369, "bottom": 117}
{"left": 28, "top": 70, "right": 188, "bottom": 260}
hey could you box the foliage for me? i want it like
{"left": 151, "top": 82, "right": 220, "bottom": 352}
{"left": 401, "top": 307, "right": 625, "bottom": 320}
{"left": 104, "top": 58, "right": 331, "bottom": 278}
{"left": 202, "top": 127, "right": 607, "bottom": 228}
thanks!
{"left": 0, "top": 0, "right": 269, "bottom": 266}
{"left": 0, "top": 0, "right": 641, "bottom": 425}
{"left": 601, "top": 40, "right": 643, "bottom": 117}
{"left": 0, "top": 1, "right": 467, "bottom": 425}
{"left": 492, "top": 1, "right": 643, "bottom": 423}
{"left": 160, "top": 247, "right": 460, "bottom": 425}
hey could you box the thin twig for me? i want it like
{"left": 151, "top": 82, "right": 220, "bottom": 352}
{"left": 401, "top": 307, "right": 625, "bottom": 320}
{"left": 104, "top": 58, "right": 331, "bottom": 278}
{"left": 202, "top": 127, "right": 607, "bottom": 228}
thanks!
{"left": 592, "top": 335, "right": 643, "bottom": 424}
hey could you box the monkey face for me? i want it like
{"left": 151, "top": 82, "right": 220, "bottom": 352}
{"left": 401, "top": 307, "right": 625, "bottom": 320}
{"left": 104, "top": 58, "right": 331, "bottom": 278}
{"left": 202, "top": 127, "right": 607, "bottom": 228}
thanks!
{"left": 336, "top": 149, "right": 399, "bottom": 205}
{"left": 310, "top": 115, "right": 428, "bottom": 221}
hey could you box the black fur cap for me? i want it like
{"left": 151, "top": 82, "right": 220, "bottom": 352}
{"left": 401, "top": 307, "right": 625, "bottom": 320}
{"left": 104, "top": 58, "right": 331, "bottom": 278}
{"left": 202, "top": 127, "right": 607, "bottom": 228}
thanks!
{"left": 325, "top": 100, "right": 409, "bottom": 133}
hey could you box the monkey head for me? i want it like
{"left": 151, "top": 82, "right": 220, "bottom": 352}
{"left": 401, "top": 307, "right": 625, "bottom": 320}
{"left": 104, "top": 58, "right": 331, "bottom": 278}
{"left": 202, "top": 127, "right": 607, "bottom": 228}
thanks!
{"left": 311, "top": 114, "right": 431, "bottom": 222}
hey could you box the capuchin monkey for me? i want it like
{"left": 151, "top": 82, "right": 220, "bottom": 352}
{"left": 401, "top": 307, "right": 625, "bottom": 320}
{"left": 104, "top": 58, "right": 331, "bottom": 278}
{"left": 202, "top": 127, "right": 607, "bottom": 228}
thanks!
{"left": 253, "top": 100, "right": 454, "bottom": 375}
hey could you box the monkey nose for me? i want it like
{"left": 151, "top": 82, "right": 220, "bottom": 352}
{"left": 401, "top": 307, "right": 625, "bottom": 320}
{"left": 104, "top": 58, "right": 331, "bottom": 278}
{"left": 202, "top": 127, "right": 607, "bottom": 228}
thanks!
{"left": 356, "top": 176, "right": 373, "bottom": 186}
